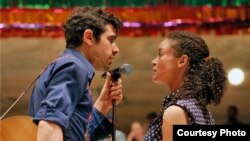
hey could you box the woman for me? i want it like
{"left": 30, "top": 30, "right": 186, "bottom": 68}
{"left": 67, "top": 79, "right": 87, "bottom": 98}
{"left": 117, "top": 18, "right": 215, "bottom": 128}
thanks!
{"left": 144, "top": 31, "right": 227, "bottom": 141}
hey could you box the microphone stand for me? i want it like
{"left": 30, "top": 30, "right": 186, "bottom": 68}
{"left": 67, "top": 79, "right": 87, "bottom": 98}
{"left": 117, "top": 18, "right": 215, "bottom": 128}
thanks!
{"left": 102, "top": 64, "right": 134, "bottom": 141}
{"left": 111, "top": 99, "right": 116, "bottom": 141}
{"left": 110, "top": 72, "right": 121, "bottom": 141}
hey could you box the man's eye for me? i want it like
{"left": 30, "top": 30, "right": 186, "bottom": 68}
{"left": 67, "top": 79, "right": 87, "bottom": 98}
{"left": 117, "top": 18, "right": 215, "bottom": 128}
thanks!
{"left": 109, "top": 38, "right": 115, "bottom": 43}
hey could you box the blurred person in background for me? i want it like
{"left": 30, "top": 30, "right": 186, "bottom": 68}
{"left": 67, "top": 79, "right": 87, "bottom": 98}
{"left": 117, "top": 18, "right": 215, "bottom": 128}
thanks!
{"left": 225, "top": 105, "right": 246, "bottom": 125}
{"left": 144, "top": 31, "right": 227, "bottom": 141}
{"left": 127, "top": 121, "right": 144, "bottom": 141}
{"left": 143, "top": 112, "right": 157, "bottom": 132}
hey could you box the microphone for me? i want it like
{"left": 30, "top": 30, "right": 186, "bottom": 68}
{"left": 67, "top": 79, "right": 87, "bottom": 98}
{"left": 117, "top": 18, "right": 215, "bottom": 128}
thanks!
{"left": 102, "top": 64, "right": 133, "bottom": 141}
{"left": 101, "top": 64, "right": 133, "bottom": 82}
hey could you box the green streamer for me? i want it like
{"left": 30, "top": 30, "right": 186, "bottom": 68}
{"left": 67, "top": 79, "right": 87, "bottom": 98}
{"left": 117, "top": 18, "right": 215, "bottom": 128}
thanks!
{"left": 0, "top": 0, "right": 249, "bottom": 8}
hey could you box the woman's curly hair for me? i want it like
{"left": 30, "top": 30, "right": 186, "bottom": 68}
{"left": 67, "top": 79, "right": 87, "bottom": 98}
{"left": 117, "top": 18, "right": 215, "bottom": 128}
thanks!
{"left": 167, "top": 31, "right": 227, "bottom": 105}
{"left": 63, "top": 6, "right": 122, "bottom": 49}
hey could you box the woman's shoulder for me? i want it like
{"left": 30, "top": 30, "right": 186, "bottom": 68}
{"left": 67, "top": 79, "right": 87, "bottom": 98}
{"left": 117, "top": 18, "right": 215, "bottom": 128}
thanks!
{"left": 174, "top": 98, "right": 215, "bottom": 124}
{"left": 163, "top": 105, "right": 189, "bottom": 125}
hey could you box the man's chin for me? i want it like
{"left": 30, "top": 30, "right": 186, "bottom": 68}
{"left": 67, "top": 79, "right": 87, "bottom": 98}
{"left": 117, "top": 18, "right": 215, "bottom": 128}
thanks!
{"left": 95, "top": 65, "right": 110, "bottom": 71}
{"left": 105, "top": 62, "right": 112, "bottom": 70}
{"left": 104, "top": 65, "right": 110, "bottom": 71}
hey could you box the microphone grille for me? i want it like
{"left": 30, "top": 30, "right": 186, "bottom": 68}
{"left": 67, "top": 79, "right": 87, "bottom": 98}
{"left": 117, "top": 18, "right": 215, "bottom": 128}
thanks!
{"left": 119, "top": 64, "right": 133, "bottom": 75}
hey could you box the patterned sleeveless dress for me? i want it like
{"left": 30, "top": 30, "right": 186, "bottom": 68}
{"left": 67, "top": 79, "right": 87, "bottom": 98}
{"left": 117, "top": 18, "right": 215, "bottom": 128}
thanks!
{"left": 144, "top": 93, "right": 215, "bottom": 141}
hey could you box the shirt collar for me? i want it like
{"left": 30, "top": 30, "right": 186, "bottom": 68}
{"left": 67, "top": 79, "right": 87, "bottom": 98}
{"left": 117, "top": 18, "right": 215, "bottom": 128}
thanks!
{"left": 64, "top": 48, "right": 95, "bottom": 80}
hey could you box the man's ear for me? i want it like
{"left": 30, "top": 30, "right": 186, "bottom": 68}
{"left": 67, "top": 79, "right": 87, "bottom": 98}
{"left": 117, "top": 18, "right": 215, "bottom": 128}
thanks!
{"left": 178, "top": 54, "right": 189, "bottom": 67}
{"left": 83, "top": 29, "right": 94, "bottom": 46}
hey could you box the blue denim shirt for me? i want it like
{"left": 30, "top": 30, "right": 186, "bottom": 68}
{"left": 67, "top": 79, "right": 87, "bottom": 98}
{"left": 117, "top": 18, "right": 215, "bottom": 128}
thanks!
{"left": 29, "top": 48, "right": 112, "bottom": 141}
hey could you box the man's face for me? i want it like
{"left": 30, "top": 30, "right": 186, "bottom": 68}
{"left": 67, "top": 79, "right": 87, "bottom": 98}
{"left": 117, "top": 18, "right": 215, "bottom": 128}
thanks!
{"left": 91, "top": 24, "right": 119, "bottom": 71}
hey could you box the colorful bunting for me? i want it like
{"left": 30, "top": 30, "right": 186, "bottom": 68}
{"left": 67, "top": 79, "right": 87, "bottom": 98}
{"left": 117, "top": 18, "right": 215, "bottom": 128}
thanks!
{"left": 0, "top": 5, "right": 249, "bottom": 37}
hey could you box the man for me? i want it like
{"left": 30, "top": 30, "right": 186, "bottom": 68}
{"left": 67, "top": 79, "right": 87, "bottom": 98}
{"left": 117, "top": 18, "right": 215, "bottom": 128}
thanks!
{"left": 29, "top": 7, "right": 123, "bottom": 141}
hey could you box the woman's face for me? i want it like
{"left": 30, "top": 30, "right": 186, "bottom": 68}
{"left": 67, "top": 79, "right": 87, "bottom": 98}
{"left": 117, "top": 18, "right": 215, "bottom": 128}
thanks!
{"left": 151, "top": 39, "right": 182, "bottom": 86}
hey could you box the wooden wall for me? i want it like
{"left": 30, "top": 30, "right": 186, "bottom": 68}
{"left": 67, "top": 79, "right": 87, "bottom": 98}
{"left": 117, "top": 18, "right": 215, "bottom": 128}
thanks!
{"left": 1, "top": 35, "right": 250, "bottom": 134}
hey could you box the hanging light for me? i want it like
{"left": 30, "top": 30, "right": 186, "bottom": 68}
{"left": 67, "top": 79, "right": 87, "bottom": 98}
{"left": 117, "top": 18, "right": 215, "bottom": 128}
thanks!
{"left": 228, "top": 68, "right": 245, "bottom": 85}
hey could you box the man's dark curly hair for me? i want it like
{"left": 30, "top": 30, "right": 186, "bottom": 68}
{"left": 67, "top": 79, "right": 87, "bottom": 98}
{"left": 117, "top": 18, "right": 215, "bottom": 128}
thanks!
{"left": 167, "top": 31, "right": 227, "bottom": 105}
{"left": 63, "top": 6, "right": 122, "bottom": 49}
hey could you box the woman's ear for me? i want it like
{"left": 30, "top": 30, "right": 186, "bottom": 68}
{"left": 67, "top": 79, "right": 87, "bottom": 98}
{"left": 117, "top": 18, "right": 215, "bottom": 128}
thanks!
{"left": 178, "top": 54, "right": 189, "bottom": 67}
{"left": 83, "top": 29, "right": 93, "bottom": 46}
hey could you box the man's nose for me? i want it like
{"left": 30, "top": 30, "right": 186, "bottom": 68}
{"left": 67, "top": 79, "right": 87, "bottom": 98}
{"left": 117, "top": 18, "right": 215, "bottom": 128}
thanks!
{"left": 112, "top": 43, "right": 119, "bottom": 54}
